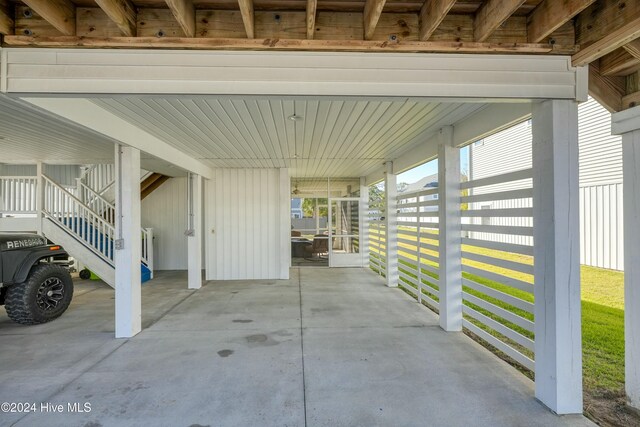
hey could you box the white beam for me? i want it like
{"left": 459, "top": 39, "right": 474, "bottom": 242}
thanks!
{"left": 114, "top": 144, "right": 142, "bottom": 338}
{"left": 612, "top": 105, "right": 640, "bottom": 409}
{"left": 22, "top": 97, "right": 214, "bottom": 180}
{"left": 437, "top": 126, "right": 462, "bottom": 332}
{"left": 531, "top": 100, "right": 582, "bottom": 414}
{"left": 383, "top": 161, "right": 398, "bottom": 287}
{"left": 187, "top": 173, "right": 203, "bottom": 289}
{"left": 366, "top": 102, "right": 532, "bottom": 185}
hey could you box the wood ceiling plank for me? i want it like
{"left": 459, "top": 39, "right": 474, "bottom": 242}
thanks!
{"left": 363, "top": 0, "right": 387, "bottom": 40}
{"left": 526, "top": 0, "right": 595, "bottom": 43}
{"left": 238, "top": 0, "right": 255, "bottom": 38}
{"left": 307, "top": 0, "right": 317, "bottom": 39}
{"left": 419, "top": 0, "right": 456, "bottom": 41}
{"left": 474, "top": 0, "right": 525, "bottom": 42}
{"left": 95, "top": 0, "right": 137, "bottom": 37}
{"left": 574, "top": 0, "right": 640, "bottom": 66}
{"left": 21, "top": 0, "right": 75, "bottom": 35}
{"left": 165, "top": 0, "right": 195, "bottom": 37}
{"left": 600, "top": 48, "right": 640, "bottom": 77}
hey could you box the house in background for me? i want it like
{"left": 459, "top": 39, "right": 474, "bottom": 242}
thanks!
{"left": 469, "top": 97, "right": 623, "bottom": 271}
{"left": 290, "top": 198, "right": 303, "bottom": 219}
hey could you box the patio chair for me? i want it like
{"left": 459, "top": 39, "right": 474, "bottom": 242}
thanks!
{"left": 291, "top": 230, "right": 302, "bottom": 237}
{"left": 304, "top": 235, "right": 329, "bottom": 260}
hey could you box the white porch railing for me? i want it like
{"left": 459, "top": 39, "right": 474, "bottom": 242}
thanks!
{"left": 0, "top": 176, "right": 38, "bottom": 214}
{"left": 459, "top": 168, "right": 535, "bottom": 371}
{"left": 77, "top": 181, "right": 116, "bottom": 224}
{"left": 81, "top": 164, "right": 115, "bottom": 195}
{"left": 368, "top": 186, "right": 386, "bottom": 277}
{"left": 396, "top": 186, "right": 441, "bottom": 311}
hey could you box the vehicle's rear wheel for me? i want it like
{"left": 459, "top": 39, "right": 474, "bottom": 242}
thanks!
{"left": 4, "top": 264, "right": 74, "bottom": 325}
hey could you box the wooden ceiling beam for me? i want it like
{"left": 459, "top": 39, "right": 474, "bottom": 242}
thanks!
{"left": 624, "top": 39, "right": 640, "bottom": 60}
{"left": 419, "top": 0, "right": 456, "bottom": 41}
{"left": 21, "top": 0, "right": 75, "bottom": 36}
{"left": 573, "top": 1, "right": 640, "bottom": 66}
{"left": 527, "top": 0, "right": 595, "bottom": 43}
{"left": 0, "top": 2, "right": 13, "bottom": 35}
{"left": 588, "top": 63, "right": 625, "bottom": 113}
{"left": 306, "top": 0, "right": 317, "bottom": 39}
{"left": 474, "top": 0, "right": 525, "bottom": 42}
{"left": 238, "top": 0, "right": 255, "bottom": 38}
{"left": 363, "top": 0, "right": 387, "bottom": 40}
{"left": 165, "top": 0, "right": 195, "bottom": 37}
{"left": 600, "top": 48, "right": 640, "bottom": 77}
{"left": 2, "top": 35, "right": 578, "bottom": 55}
{"left": 95, "top": 0, "right": 137, "bottom": 37}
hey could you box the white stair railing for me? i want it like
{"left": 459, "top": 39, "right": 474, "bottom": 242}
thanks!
{"left": 0, "top": 176, "right": 38, "bottom": 214}
{"left": 43, "top": 175, "right": 116, "bottom": 265}
{"left": 81, "top": 164, "right": 116, "bottom": 196}
{"left": 77, "top": 181, "right": 116, "bottom": 223}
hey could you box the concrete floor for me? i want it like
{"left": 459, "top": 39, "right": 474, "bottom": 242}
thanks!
{"left": 0, "top": 268, "right": 593, "bottom": 427}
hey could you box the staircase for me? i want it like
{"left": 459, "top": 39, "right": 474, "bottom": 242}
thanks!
{"left": 0, "top": 169, "right": 157, "bottom": 289}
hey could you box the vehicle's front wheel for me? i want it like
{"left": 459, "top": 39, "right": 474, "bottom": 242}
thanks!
{"left": 4, "top": 264, "right": 74, "bottom": 325}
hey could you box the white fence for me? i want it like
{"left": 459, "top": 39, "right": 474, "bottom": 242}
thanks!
{"left": 460, "top": 168, "right": 535, "bottom": 370}
{"left": 368, "top": 187, "right": 386, "bottom": 277}
{"left": 82, "top": 164, "right": 115, "bottom": 195}
{"left": 580, "top": 183, "right": 624, "bottom": 271}
{"left": 0, "top": 176, "right": 38, "bottom": 214}
{"left": 395, "top": 187, "right": 440, "bottom": 311}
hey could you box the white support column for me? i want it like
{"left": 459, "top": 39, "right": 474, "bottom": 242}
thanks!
{"left": 531, "top": 100, "right": 582, "bottom": 414}
{"left": 384, "top": 161, "right": 398, "bottom": 287}
{"left": 612, "top": 105, "right": 640, "bottom": 409}
{"left": 360, "top": 176, "right": 369, "bottom": 268}
{"left": 278, "top": 168, "right": 291, "bottom": 279}
{"left": 36, "top": 162, "right": 43, "bottom": 235}
{"left": 114, "top": 144, "right": 142, "bottom": 339}
{"left": 437, "top": 126, "right": 462, "bottom": 332}
{"left": 187, "top": 173, "right": 203, "bottom": 290}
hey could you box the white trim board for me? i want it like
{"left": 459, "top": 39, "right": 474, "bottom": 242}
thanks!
{"left": 2, "top": 49, "right": 587, "bottom": 100}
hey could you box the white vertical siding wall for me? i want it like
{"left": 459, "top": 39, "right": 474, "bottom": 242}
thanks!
{"left": 206, "top": 168, "right": 290, "bottom": 281}
{"left": 141, "top": 177, "right": 188, "bottom": 270}
{"left": 0, "top": 164, "right": 81, "bottom": 188}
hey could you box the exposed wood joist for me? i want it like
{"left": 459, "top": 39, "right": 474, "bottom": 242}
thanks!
{"left": 419, "top": 0, "right": 456, "bottom": 41}
{"left": 0, "top": 1, "right": 12, "bottom": 35}
{"left": 527, "top": 0, "right": 596, "bottom": 43}
{"left": 21, "top": 0, "right": 75, "bottom": 36}
{"left": 625, "top": 39, "right": 640, "bottom": 60}
{"left": 624, "top": 91, "right": 640, "bottom": 109}
{"left": 573, "top": 0, "right": 640, "bottom": 66}
{"left": 306, "top": 0, "right": 316, "bottom": 39}
{"left": 600, "top": 48, "right": 640, "bottom": 77}
{"left": 95, "top": 0, "right": 137, "bottom": 37}
{"left": 238, "top": 0, "right": 255, "bottom": 39}
{"left": 2, "top": 35, "right": 578, "bottom": 55}
{"left": 164, "top": 0, "right": 195, "bottom": 37}
{"left": 588, "top": 63, "right": 625, "bottom": 112}
{"left": 474, "top": 0, "right": 525, "bottom": 42}
{"left": 363, "top": 0, "right": 387, "bottom": 40}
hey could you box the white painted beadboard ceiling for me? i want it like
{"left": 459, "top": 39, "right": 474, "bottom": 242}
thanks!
{"left": 92, "top": 97, "right": 486, "bottom": 178}
{"left": 0, "top": 95, "right": 115, "bottom": 164}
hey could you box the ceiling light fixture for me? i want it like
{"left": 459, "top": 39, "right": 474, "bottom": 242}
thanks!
{"left": 288, "top": 114, "right": 302, "bottom": 121}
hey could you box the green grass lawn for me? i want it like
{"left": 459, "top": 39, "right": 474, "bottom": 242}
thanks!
{"left": 375, "top": 229, "right": 626, "bottom": 398}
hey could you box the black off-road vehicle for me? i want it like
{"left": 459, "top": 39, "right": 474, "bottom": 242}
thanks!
{"left": 0, "top": 233, "right": 73, "bottom": 324}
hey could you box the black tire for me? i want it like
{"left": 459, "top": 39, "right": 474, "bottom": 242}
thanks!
{"left": 79, "top": 268, "right": 91, "bottom": 280}
{"left": 4, "top": 264, "right": 74, "bottom": 325}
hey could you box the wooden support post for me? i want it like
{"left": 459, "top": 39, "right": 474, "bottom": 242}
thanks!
{"left": 532, "top": 100, "right": 582, "bottom": 414}
{"left": 612, "top": 105, "right": 640, "bottom": 409}
{"left": 437, "top": 126, "right": 462, "bottom": 332}
{"left": 384, "top": 161, "right": 398, "bottom": 287}
{"left": 114, "top": 144, "right": 142, "bottom": 339}
{"left": 187, "top": 173, "right": 202, "bottom": 289}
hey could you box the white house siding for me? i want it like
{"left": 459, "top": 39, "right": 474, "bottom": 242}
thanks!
{"left": 141, "top": 177, "right": 188, "bottom": 270}
{"left": 468, "top": 121, "right": 533, "bottom": 246}
{"left": 468, "top": 97, "right": 624, "bottom": 270}
{"left": 206, "top": 168, "right": 290, "bottom": 281}
{"left": 0, "top": 164, "right": 81, "bottom": 188}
